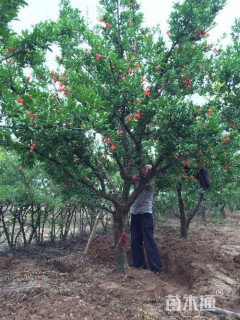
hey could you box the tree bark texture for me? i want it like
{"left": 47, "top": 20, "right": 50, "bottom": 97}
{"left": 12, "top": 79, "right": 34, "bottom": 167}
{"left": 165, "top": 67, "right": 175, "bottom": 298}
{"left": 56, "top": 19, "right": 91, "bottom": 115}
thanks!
{"left": 113, "top": 211, "right": 129, "bottom": 273}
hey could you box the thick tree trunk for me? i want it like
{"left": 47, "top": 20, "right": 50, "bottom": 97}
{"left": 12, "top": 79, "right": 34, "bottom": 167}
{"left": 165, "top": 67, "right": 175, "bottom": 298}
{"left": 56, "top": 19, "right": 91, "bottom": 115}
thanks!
{"left": 112, "top": 211, "right": 129, "bottom": 273}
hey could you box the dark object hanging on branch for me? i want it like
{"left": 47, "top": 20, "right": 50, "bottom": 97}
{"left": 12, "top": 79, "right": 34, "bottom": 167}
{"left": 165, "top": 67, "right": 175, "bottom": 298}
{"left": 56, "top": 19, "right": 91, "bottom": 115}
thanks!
{"left": 196, "top": 168, "right": 211, "bottom": 190}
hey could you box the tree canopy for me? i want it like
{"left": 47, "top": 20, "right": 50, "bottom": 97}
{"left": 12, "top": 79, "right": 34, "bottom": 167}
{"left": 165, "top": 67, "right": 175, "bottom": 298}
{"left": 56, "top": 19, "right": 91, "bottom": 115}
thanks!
{"left": 0, "top": 0, "right": 239, "bottom": 271}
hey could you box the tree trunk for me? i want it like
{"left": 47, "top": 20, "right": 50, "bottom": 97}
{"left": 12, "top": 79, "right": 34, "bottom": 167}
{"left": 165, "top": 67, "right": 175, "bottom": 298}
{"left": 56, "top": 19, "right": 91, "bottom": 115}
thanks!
{"left": 186, "top": 191, "right": 205, "bottom": 230}
{"left": 177, "top": 183, "right": 187, "bottom": 238}
{"left": 219, "top": 203, "right": 226, "bottom": 218}
{"left": 112, "top": 210, "right": 129, "bottom": 273}
{"left": 198, "top": 207, "right": 207, "bottom": 224}
{"left": 177, "top": 184, "right": 205, "bottom": 239}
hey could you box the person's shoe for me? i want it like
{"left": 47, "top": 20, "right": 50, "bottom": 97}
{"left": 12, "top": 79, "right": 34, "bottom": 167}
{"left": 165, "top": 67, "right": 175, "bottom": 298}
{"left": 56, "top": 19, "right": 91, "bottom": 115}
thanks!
{"left": 153, "top": 269, "right": 164, "bottom": 275}
{"left": 154, "top": 271, "right": 165, "bottom": 278}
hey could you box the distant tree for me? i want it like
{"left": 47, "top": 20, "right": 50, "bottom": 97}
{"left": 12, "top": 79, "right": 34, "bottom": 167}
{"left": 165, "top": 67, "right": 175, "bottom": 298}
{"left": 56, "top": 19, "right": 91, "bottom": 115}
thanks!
{"left": 0, "top": 149, "right": 101, "bottom": 248}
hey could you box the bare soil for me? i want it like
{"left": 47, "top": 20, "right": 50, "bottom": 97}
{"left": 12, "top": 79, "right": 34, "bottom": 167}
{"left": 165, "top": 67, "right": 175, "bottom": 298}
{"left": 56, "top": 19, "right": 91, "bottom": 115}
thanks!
{"left": 0, "top": 214, "right": 240, "bottom": 320}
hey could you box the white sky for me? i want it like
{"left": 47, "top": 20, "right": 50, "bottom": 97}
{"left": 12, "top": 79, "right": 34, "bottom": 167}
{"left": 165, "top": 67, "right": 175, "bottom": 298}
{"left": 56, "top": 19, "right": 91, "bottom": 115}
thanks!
{"left": 12, "top": 0, "right": 239, "bottom": 44}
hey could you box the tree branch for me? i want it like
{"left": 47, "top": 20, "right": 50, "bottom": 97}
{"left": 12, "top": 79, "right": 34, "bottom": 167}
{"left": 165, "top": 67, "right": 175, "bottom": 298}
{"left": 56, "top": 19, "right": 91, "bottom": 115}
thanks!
{"left": 92, "top": 154, "right": 118, "bottom": 196}
{"left": 200, "top": 307, "right": 240, "bottom": 320}
{"left": 186, "top": 191, "right": 205, "bottom": 227}
{"left": 0, "top": 47, "right": 27, "bottom": 63}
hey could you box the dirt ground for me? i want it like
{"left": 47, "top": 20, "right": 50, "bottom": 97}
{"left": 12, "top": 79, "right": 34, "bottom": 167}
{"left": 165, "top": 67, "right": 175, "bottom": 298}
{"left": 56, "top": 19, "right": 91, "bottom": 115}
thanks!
{"left": 0, "top": 214, "right": 240, "bottom": 320}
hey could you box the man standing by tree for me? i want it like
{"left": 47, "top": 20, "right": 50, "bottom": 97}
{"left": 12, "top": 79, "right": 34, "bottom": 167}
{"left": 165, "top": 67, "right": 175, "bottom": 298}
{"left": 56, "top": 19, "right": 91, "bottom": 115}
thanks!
{"left": 130, "top": 164, "right": 163, "bottom": 274}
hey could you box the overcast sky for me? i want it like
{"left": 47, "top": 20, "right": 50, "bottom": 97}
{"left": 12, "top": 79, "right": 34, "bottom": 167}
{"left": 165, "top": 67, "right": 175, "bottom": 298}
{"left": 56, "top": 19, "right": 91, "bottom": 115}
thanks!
{"left": 12, "top": 0, "right": 239, "bottom": 44}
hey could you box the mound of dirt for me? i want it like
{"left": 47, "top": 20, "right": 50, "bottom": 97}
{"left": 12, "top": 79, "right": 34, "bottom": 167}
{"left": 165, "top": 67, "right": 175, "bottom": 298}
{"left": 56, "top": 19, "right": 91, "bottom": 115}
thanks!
{"left": 0, "top": 216, "right": 240, "bottom": 319}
